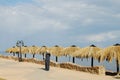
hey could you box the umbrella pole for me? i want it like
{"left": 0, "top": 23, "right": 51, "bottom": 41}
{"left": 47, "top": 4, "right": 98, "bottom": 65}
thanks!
{"left": 72, "top": 57, "right": 75, "bottom": 63}
{"left": 33, "top": 54, "right": 35, "bottom": 58}
{"left": 17, "top": 52, "right": 19, "bottom": 58}
{"left": 91, "top": 57, "right": 94, "bottom": 67}
{"left": 56, "top": 56, "right": 58, "bottom": 62}
{"left": 13, "top": 53, "right": 15, "bottom": 56}
{"left": 25, "top": 54, "right": 26, "bottom": 58}
{"left": 116, "top": 59, "right": 119, "bottom": 73}
{"left": 98, "top": 57, "right": 100, "bottom": 63}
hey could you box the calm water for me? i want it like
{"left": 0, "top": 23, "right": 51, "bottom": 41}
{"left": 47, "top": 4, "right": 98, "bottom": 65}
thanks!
{"left": 0, "top": 52, "right": 119, "bottom": 72}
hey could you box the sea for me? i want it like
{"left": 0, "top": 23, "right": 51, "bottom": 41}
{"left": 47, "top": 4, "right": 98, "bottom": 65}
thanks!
{"left": 0, "top": 52, "right": 119, "bottom": 72}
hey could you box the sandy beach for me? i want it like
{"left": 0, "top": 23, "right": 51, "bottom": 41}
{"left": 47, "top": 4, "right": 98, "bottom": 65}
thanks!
{"left": 0, "top": 58, "right": 118, "bottom": 80}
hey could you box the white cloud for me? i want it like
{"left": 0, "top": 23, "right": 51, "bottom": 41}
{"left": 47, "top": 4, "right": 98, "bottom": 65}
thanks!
{"left": 0, "top": 0, "right": 119, "bottom": 35}
{"left": 81, "top": 18, "right": 94, "bottom": 26}
{"left": 34, "top": 0, "right": 114, "bottom": 26}
{"left": 113, "top": 14, "right": 120, "bottom": 18}
{"left": 0, "top": 4, "right": 69, "bottom": 35}
{"left": 0, "top": 0, "right": 120, "bottom": 50}
{"left": 85, "top": 32, "right": 117, "bottom": 42}
{"left": 74, "top": 31, "right": 120, "bottom": 43}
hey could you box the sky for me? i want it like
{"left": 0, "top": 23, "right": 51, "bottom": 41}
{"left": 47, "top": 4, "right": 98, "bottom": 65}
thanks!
{"left": 0, "top": 0, "right": 120, "bottom": 51}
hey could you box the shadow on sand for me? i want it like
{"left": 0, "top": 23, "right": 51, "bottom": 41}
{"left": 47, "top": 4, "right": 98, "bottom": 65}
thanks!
{"left": 39, "top": 68, "right": 49, "bottom": 71}
{"left": 105, "top": 71, "right": 117, "bottom": 76}
{"left": 106, "top": 71, "right": 120, "bottom": 79}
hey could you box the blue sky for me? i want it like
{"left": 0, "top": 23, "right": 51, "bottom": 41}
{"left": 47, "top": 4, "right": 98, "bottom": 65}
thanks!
{"left": 0, "top": 0, "right": 120, "bottom": 51}
{"left": 0, "top": 0, "right": 33, "bottom": 6}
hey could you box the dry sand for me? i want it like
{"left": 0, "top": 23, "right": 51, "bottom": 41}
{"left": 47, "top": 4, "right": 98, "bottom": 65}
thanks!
{"left": 0, "top": 58, "right": 117, "bottom": 80}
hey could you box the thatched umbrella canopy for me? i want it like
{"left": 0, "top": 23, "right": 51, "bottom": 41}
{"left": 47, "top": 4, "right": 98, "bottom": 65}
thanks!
{"left": 36, "top": 46, "right": 48, "bottom": 60}
{"left": 9, "top": 46, "right": 19, "bottom": 53}
{"left": 21, "top": 46, "right": 30, "bottom": 54}
{"left": 6, "top": 47, "right": 14, "bottom": 53}
{"left": 49, "top": 45, "right": 64, "bottom": 62}
{"left": 6, "top": 46, "right": 16, "bottom": 56}
{"left": 63, "top": 45, "right": 80, "bottom": 56}
{"left": 29, "top": 45, "right": 39, "bottom": 58}
{"left": 98, "top": 43, "right": 120, "bottom": 73}
{"left": 36, "top": 46, "right": 48, "bottom": 54}
{"left": 6, "top": 46, "right": 29, "bottom": 53}
{"left": 6, "top": 46, "right": 20, "bottom": 57}
{"left": 21, "top": 46, "right": 30, "bottom": 58}
{"left": 75, "top": 44, "right": 101, "bottom": 67}
{"left": 62, "top": 45, "right": 80, "bottom": 63}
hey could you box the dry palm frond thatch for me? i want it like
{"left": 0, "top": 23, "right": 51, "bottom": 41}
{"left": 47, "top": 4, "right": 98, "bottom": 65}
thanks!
{"left": 62, "top": 45, "right": 80, "bottom": 63}
{"left": 74, "top": 44, "right": 101, "bottom": 67}
{"left": 98, "top": 43, "right": 120, "bottom": 73}
{"left": 49, "top": 45, "right": 64, "bottom": 62}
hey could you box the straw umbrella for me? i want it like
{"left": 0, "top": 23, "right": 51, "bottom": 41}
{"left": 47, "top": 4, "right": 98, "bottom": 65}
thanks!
{"left": 6, "top": 46, "right": 30, "bottom": 58}
{"left": 36, "top": 46, "right": 48, "bottom": 60}
{"left": 7, "top": 46, "right": 19, "bottom": 53}
{"left": 75, "top": 44, "right": 101, "bottom": 67}
{"left": 49, "top": 45, "right": 64, "bottom": 62}
{"left": 6, "top": 46, "right": 16, "bottom": 56}
{"left": 29, "top": 45, "right": 39, "bottom": 58}
{"left": 6, "top": 48, "right": 12, "bottom": 53}
{"left": 10, "top": 46, "right": 20, "bottom": 57}
{"left": 13, "top": 46, "right": 19, "bottom": 57}
{"left": 98, "top": 43, "right": 120, "bottom": 73}
{"left": 63, "top": 45, "right": 80, "bottom": 63}
{"left": 21, "top": 46, "right": 30, "bottom": 58}
{"left": 5, "top": 46, "right": 15, "bottom": 56}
